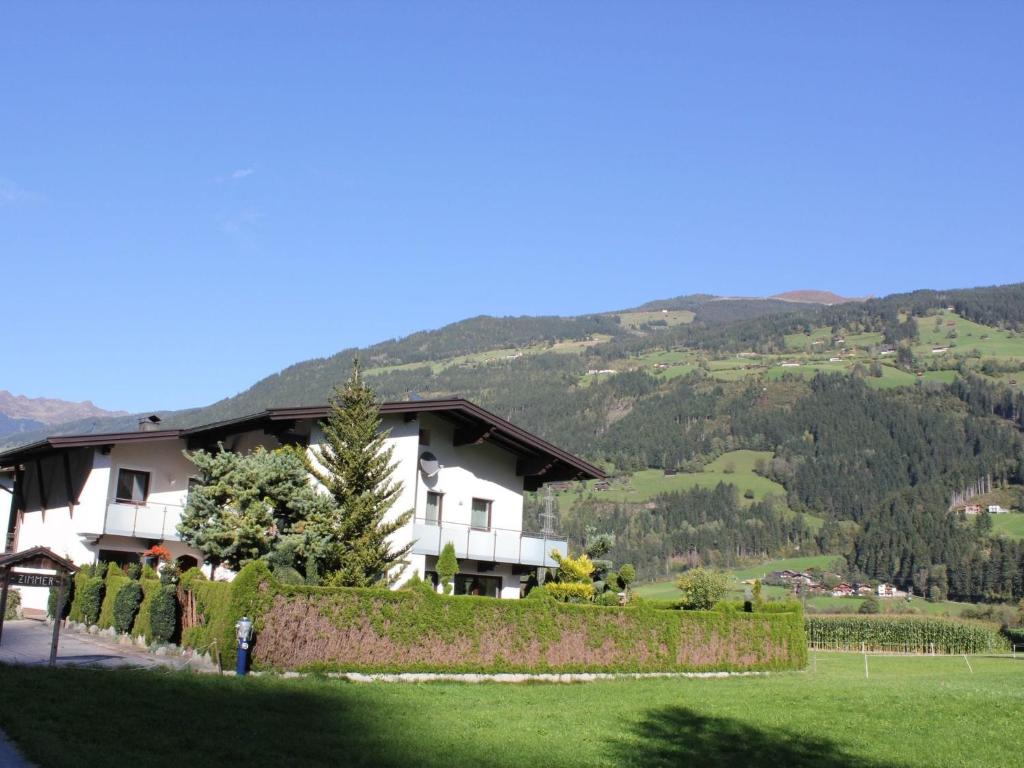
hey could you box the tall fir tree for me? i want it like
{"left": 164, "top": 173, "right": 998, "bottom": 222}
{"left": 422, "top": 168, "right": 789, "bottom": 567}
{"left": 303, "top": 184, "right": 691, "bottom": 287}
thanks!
{"left": 306, "top": 361, "right": 413, "bottom": 586}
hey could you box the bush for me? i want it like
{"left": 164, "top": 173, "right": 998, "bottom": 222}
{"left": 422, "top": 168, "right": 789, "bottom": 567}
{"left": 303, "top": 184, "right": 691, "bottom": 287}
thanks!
{"left": 124, "top": 563, "right": 142, "bottom": 580}
{"left": 545, "top": 582, "right": 596, "bottom": 603}
{"left": 131, "top": 579, "right": 162, "bottom": 641}
{"left": 437, "top": 543, "right": 458, "bottom": 595}
{"left": 149, "top": 585, "right": 178, "bottom": 644}
{"left": 676, "top": 568, "right": 728, "bottom": 610}
{"left": 47, "top": 578, "right": 73, "bottom": 621}
{"left": 141, "top": 564, "right": 159, "bottom": 581}
{"left": 617, "top": 564, "right": 636, "bottom": 592}
{"left": 859, "top": 595, "right": 880, "bottom": 614}
{"left": 3, "top": 589, "right": 21, "bottom": 620}
{"left": 271, "top": 566, "right": 305, "bottom": 586}
{"left": 113, "top": 582, "right": 143, "bottom": 634}
{"left": 77, "top": 577, "right": 105, "bottom": 626}
{"left": 595, "top": 591, "right": 621, "bottom": 606}
{"left": 105, "top": 562, "right": 123, "bottom": 579}
{"left": 97, "top": 572, "right": 131, "bottom": 629}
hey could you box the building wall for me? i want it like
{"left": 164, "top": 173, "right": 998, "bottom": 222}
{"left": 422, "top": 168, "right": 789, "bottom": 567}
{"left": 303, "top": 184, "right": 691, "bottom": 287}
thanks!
{"left": 14, "top": 441, "right": 203, "bottom": 611}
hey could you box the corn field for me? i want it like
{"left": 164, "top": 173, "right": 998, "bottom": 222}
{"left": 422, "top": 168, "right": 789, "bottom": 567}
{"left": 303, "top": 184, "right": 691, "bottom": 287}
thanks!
{"left": 805, "top": 615, "right": 1010, "bottom": 655}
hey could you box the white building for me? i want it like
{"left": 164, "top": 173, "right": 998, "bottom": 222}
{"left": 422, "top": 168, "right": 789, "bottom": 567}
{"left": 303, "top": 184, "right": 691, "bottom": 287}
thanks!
{"left": 1, "top": 399, "right": 603, "bottom": 610}
{"left": 987, "top": 505, "right": 1006, "bottom": 514}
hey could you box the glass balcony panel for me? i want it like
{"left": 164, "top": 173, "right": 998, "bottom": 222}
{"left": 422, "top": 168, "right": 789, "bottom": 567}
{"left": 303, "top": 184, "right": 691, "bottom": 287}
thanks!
{"left": 104, "top": 503, "right": 138, "bottom": 537}
{"left": 467, "top": 528, "right": 494, "bottom": 561}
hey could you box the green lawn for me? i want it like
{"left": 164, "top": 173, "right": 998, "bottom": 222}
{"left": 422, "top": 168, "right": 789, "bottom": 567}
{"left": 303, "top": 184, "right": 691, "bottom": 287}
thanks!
{"left": 992, "top": 512, "right": 1024, "bottom": 540}
{"left": 1, "top": 654, "right": 1022, "bottom": 767}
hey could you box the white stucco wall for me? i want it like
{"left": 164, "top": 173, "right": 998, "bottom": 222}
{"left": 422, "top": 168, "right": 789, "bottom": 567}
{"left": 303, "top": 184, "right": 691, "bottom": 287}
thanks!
{"left": 13, "top": 440, "right": 204, "bottom": 611}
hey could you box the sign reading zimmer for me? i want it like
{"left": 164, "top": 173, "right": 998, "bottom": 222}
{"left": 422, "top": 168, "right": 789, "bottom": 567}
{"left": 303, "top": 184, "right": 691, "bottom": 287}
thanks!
{"left": 7, "top": 572, "right": 59, "bottom": 588}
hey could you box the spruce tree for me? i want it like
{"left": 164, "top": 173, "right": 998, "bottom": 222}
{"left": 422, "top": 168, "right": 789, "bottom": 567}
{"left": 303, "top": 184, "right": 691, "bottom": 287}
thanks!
{"left": 306, "top": 362, "right": 413, "bottom": 586}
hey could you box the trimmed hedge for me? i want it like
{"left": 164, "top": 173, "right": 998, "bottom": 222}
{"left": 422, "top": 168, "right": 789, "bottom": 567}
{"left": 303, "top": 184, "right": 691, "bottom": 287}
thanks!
{"left": 113, "top": 582, "right": 143, "bottom": 634}
{"left": 97, "top": 573, "right": 131, "bottom": 630}
{"left": 149, "top": 586, "right": 178, "bottom": 644}
{"left": 178, "top": 563, "right": 807, "bottom": 673}
{"left": 173, "top": 563, "right": 804, "bottom": 673}
{"left": 130, "top": 577, "right": 163, "bottom": 641}
{"left": 806, "top": 615, "right": 1010, "bottom": 654}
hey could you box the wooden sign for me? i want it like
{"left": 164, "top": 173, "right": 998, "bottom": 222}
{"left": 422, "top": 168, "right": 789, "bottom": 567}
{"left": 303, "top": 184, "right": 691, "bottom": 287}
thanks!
{"left": 7, "top": 572, "right": 59, "bottom": 588}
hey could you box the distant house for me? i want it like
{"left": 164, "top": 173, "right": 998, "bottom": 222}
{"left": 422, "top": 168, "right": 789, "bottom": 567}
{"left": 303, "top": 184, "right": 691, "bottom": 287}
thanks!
{"left": 931, "top": 347, "right": 950, "bottom": 354}
{"left": 855, "top": 584, "right": 874, "bottom": 596}
{"left": 964, "top": 504, "right": 981, "bottom": 515}
{"left": 829, "top": 357, "right": 842, "bottom": 363}
{"left": 877, "top": 583, "right": 906, "bottom": 598}
{"left": 594, "top": 481, "right": 611, "bottom": 492}
{"left": 663, "top": 468, "right": 678, "bottom": 476}
{"left": 988, "top": 505, "right": 1006, "bottom": 514}
{"left": 780, "top": 362, "right": 800, "bottom": 368}
{"left": 831, "top": 583, "right": 854, "bottom": 597}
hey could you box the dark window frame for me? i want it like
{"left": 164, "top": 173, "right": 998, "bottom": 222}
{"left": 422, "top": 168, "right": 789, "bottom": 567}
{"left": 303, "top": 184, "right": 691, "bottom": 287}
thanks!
{"left": 418, "top": 428, "right": 431, "bottom": 446}
{"left": 115, "top": 468, "right": 150, "bottom": 505}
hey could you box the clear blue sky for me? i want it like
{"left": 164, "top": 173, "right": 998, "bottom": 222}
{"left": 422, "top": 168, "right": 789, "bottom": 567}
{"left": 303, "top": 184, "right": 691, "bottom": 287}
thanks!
{"left": 2, "top": 2, "right": 1021, "bottom": 412}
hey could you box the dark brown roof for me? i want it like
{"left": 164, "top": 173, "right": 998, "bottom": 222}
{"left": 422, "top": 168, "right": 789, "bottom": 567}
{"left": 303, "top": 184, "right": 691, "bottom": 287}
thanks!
{"left": 0, "top": 546, "right": 79, "bottom": 573}
{"left": 0, "top": 398, "right": 605, "bottom": 486}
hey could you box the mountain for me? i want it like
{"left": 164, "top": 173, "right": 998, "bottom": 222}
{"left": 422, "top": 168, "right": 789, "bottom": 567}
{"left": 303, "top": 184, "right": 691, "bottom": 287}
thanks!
{"left": 769, "top": 289, "right": 860, "bottom": 305}
{"left": 0, "top": 390, "right": 126, "bottom": 425}
{"left": 5, "top": 282, "right": 1024, "bottom": 603}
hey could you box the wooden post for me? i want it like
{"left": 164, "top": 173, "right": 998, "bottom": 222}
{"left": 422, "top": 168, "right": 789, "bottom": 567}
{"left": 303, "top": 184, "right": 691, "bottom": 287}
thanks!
{"left": 48, "top": 571, "right": 67, "bottom": 666}
{"left": 0, "top": 570, "right": 9, "bottom": 646}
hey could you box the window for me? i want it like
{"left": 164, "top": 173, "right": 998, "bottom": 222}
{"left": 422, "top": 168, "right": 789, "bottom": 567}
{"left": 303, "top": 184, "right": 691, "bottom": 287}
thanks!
{"left": 115, "top": 469, "right": 150, "bottom": 504}
{"left": 454, "top": 573, "right": 501, "bottom": 598}
{"left": 471, "top": 498, "right": 491, "bottom": 530}
{"left": 425, "top": 491, "right": 443, "bottom": 525}
{"left": 418, "top": 428, "right": 431, "bottom": 446}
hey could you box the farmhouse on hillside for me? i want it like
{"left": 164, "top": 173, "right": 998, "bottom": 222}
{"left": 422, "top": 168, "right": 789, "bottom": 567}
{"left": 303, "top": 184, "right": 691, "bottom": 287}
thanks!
{"left": 0, "top": 398, "right": 603, "bottom": 611}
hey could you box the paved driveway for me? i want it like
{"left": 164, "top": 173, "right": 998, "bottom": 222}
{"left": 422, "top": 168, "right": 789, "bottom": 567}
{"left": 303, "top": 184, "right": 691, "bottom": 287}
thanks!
{"left": 0, "top": 619, "right": 205, "bottom": 670}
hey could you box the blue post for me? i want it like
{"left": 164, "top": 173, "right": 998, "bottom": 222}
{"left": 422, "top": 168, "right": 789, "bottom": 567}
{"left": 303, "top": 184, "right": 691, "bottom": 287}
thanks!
{"left": 235, "top": 616, "right": 253, "bottom": 676}
{"left": 235, "top": 637, "right": 249, "bottom": 675}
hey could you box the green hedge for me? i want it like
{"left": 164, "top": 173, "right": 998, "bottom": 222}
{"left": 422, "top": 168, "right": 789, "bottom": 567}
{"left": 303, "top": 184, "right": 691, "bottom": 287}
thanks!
{"left": 97, "top": 573, "right": 131, "bottom": 630}
{"left": 173, "top": 563, "right": 804, "bottom": 673}
{"left": 178, "top": 562, "right": 807, "bottom": 673}
{"left": 130, "top": 578, "right": 162, "bottom": 641}
{"left": 806, "top": 615, "right": 1010, "bottom": 654}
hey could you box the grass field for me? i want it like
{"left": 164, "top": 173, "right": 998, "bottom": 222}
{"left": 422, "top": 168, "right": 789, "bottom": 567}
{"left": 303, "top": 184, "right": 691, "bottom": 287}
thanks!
{"left": 558, "top": 451, "right": 788, "bottom": 511}
{"left": 992, "top": 512, "right": 1024, "bottom": 540}
{"left": 1, "top": 654, "right": 1021, "bottom": 767}
{"left": 617, "top": 310, "right": 695, "bottom": 329}
{"left": 915, "top": 310, "right": 1024, "bottom": 360}
{"left": 636, "top": 555, "right": 841, "bottom": 601}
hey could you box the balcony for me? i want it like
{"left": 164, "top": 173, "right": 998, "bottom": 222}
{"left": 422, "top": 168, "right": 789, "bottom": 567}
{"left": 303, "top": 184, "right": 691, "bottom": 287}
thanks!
{"left": 410, "top": 518, "right": 567, "bottom": 568}
{"left": 103, "top": 500, "right": 184, "bottom": 541}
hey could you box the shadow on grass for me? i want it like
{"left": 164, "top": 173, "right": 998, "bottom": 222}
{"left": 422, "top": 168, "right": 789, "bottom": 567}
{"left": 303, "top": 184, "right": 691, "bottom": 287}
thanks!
{"left": 612, "top": 706, "right": 903, "bottom": 768}
{"left": 0, "top": 664, "right": 461, "bottom": 768}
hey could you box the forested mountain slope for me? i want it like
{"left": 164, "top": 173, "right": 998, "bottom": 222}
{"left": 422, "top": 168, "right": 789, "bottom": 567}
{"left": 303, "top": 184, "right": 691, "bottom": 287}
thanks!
{"left": 5, "top": 282, "right": 1024, "bottom": 603}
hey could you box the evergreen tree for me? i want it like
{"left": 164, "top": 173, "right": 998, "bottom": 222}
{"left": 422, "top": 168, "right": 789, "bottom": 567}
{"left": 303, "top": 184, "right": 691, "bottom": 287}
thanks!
{"left": 437, "top": 542, "right": 459, "bottom": 595}
{"left": 179, "top": 446, "right": 317, "bottom": 575}
{"left": 306, "top": 362, "right": 413, "bottom": 586}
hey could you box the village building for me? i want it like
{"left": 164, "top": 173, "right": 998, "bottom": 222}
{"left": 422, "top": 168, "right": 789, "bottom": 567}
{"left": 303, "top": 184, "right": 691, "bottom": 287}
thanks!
{"left": 0, "top": 398, "right": 603, "bottom": 610}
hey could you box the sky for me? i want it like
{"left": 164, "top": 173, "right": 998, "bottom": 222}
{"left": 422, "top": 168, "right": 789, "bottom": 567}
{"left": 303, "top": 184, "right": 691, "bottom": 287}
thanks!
{"left": 2, "top": 2, "right": 1022, "bottom": 412}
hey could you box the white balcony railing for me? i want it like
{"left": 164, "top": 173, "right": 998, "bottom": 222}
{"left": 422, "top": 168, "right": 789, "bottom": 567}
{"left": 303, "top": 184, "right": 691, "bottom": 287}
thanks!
{"left": 103, "top": 500, "right": 184, "bottom": 541}
{"left": 410, "top": 518, "right": 567, "bottom": 568}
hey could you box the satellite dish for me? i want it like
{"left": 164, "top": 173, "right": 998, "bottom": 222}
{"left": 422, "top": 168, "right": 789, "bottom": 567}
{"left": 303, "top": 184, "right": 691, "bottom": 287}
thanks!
{"left": 419, "top": 451, "right": 440, "bottom": 477}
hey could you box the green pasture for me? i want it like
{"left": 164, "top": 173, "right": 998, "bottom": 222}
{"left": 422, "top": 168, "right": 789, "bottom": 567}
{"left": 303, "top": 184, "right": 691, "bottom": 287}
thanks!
{"left": 992, "top": 512, "right": 1024, "bottom": 540}
{"left": 1, "top": 652, "right": 1021, "bottom": 768}
{"left": 561, "top": 451, "right": 787, "bottom": 510}
{"left": 916, "top": 310, "right": 1024, "bottom": 360}
{"left": 617, "top": 310, "right": 695, "bottom": 329}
